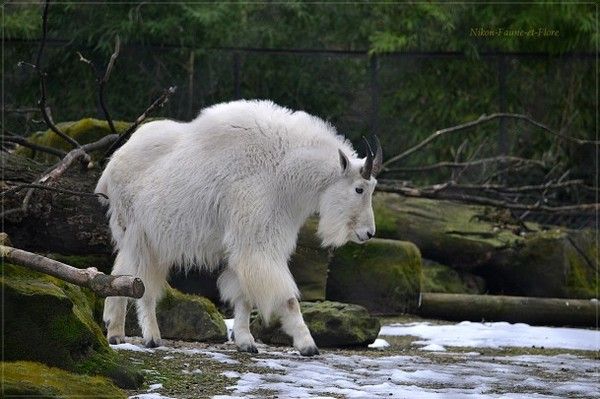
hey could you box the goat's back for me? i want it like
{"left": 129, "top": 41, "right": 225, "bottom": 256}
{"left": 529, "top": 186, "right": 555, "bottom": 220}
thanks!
{"left": 96, "top": 100, "right": 349, "bottom": 268}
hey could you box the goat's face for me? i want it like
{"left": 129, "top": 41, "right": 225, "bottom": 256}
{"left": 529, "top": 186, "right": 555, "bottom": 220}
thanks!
{"left": 317, "top": 138, "right": 382, "bottom": 248}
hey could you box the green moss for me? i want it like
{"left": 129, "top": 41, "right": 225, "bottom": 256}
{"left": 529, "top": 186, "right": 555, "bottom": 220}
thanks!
{"left": 16, "top": 118, "right": 132, "bottom": 162}
{"left": 3, "top": 361, "right": 126, "bottom": 398}
{"left": 372, "top": 193, "right": 534, "bottom": 269}
{"left": 421, "top": 259, "right": 486, "bottom": 294}
{"left": 251, "top": 301, "right": 381, "bottom": 347}
{"left": 2, "top": 263, "right": 143, "bottom": 388}
{"left": 564, "top": 229, "right": 598, "bottom": 298}
{"left": 327, "top": 238, "right": 422, "bottom": 314}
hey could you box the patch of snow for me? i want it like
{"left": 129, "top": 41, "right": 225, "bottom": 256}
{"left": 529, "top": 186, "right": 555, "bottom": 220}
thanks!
{"left": 157, "top": 346, "right": 239, "bottom": 364}
{"left": 129, "top": 394, "right": 176, "bottom": 399}
{"left": 182, "top": 368, "right": 202, "bottom": 375}
{"left": 147, "top": 383, "right": 163, "bottom": 392}
{"left": 420, "top": 343, "right": 446, "bottom": 352}
{"left": 213, "top": 347, "right": 599, "bottom": 398}
{"left": 203, "top": 351, "right": 239, "bottom": 364}
{"left": 368, "top": 338, "right": 390, "bottom": 349}
{"left": 162, "top": 355, "right": 174, "bottom": 360}
{"left": 111, "top": 343, "right": 154, "bottom": 353}
{"left": 222, "top": 371, "right": 241, "bottom": 379}
{"left": 379, "top": 321, "right": 600, "bottom": 351}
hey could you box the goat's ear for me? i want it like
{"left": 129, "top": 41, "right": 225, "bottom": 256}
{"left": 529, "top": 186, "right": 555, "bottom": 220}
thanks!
{"left": 338, "top": 149, "right": 350, "bottom": 174}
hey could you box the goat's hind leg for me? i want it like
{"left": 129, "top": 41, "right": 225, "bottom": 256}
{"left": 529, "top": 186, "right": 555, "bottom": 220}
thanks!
{"left": 136, "top": 259, "right": 169, "bottom": 348}
{"left": 103, "top": 252, "right": 129, "bottom": 344}
{"left": 217, "top": 268, "right": 258, "bottom": 353}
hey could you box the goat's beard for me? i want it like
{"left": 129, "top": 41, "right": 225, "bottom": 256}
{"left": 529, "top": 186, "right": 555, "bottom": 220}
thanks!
{"left": 316, "top": 206, "right": 352, "bottom": 248}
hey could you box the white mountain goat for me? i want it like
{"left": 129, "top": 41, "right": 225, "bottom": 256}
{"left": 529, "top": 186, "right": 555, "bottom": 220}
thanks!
{"left": 96, "top": 100, "right": 382, "bottom": 356}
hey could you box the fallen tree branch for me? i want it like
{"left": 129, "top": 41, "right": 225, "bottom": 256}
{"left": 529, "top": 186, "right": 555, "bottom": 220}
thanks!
{"left": 376, "top": 182, "right": 599, "bottom": 214}
{"left": 1, "top": 183, "right": 107, "bottom": 199}
{"left": 103, "top": 85, "right": 177, "bottom": 160}
{"left": 383, "top": 113, "right": 598, "bottom": 168}
{"left": 1, "top": 245, "right": 144, "bottom": 298}
{"left": 398, "top": 179, "right": 589, "bottom": 194}
{"left": 384, "top": 156, "right": 545, "bottom": 173}
{"left": 2, "top": 134, "right": 67, "bottom": 158}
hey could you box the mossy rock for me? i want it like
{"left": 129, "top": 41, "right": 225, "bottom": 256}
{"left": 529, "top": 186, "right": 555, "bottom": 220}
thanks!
{"left": 16, "top": 118, "right": 131, "bottom": 162}
{"left": 373, "top": 193, "right": 597, "bottom": 299}
{"left": 2, "top": 263, "right": 143, "bottom": 389}
{"left": 326, "top": 238, "right": 422, "bottom": 314}
{"left": 422, "top": 259, "right": 486, "bottom": 294}
{"left": 125, "top": 285, "right": 228, "bottom": 343}
{"left": 289, "top": 217, "right": 332, "bottom": 301}
{"left": 250, "top": 301, "right": 380, "bottom": 347}
{"left": 373, "top": 192, "right": 531, "bottom": 269}
{"left": 483, "top": 228, "right": 598, "bottom": 298}
{"left": 3, "top": 361, "right": 126, "bottom": 398}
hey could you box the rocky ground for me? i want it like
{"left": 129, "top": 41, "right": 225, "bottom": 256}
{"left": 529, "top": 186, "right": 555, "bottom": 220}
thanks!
{"left": 119, "top": 316, "right": 599, "bottom": 399}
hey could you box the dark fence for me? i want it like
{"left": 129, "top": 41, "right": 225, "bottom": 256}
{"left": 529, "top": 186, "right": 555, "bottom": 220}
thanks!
{"left": 4, "top": 40, "right": 596, "bottom": 228}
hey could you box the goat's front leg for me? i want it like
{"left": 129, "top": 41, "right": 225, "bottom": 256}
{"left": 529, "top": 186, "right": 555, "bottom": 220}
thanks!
{"left": 278, "top": 298, "right": 319, "bottom": 356}
{"left": 233, "top": 298, "right": 258, "bottom": 353}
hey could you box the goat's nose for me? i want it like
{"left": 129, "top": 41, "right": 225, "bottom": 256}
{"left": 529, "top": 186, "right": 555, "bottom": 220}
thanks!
{"left": 366, "top": 231, "right": 374, "bottom": 239}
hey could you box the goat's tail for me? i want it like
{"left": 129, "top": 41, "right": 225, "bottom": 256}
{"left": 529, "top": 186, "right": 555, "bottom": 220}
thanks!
{"left": 95, "top": 171, "right": 110, "bottom": 206}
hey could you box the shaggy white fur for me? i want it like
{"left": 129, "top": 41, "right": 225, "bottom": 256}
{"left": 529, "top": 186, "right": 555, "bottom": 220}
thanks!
{"left": 96, "top": 100, "right": 378, "bottom": 356}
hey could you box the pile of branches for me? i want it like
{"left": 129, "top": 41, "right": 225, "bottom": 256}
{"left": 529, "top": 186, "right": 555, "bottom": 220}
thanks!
{"left": 1, "top": 0, "right": 176, "bottom": 297}
{"left": 378, "top": 114, "right": 599, "bottom": 228}
{"left": 2, "top": 1, "right": 176, "bottom": 219}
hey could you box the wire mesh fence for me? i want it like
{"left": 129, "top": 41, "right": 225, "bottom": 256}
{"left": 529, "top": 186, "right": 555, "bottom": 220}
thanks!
{"left": 4, "top": 40, "right": 596, "bottom": 228}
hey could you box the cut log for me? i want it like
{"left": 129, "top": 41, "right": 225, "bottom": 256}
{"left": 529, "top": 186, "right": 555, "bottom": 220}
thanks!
{"left": 1, "top": 245, "right": 144, "bottom": 298}
{"left": 419, "top": 292, "right": 598, "bottom": 327}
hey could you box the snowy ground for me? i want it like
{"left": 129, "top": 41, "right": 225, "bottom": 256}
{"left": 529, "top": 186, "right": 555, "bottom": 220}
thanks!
{"left": 119, "top": 319, "right": 599, "bottom": 399}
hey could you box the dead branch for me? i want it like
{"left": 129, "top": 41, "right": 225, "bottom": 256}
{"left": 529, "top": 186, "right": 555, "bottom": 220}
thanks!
{"left": 383, "top": 113, "right": 598, "bottom": 169}
{"left": 32, "top": 0, "right": 80, "bottom": 149}
{"left": 1, "top": 183, "right": 108, "bottom": 199}
{"left": 103, "top": 85, "right": 177, "bottom": 160}
{"left": 1, "top": 245, "right": 144, "bottom": 298}
{"left": 385, "top": 156, "right": 545, "bottom": 173}
{"left": 376, "top": 182, "right": 599, "bottom": 215}
{"left": 77, "top": 35, "right": 121, "bottom": 135}
{"left": 408, "top": 179, "right": 588, "bottom": 194}
{"left": 2, "top": 135, "right": 67, "bottom": 158}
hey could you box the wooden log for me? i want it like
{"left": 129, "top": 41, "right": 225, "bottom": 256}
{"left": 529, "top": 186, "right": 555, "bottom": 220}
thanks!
{"left": 419, "top": 292, "right": 598, "bottom": 327}
{"left": 1, "top": 245, "right": 144, "bottom": 298}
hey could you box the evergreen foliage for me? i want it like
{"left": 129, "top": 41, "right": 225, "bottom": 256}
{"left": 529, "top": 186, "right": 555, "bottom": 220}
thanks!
{"left": 4, "top": 3, "right": 595, "bottom": 186}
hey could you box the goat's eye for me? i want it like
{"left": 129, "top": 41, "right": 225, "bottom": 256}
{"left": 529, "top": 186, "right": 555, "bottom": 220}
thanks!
{"left": 355, "top": 187, "right": 364, "bottom": 194}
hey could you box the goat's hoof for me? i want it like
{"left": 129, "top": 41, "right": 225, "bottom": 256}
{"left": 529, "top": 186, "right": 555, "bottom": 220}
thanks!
{"left": 144, "top": 338, "right": 162, "bottom": 348}
{"left": 299, "top": 345, "right": 320, "bottom": 357}
{"left": 108, "top": 335, "right": 124, "bottom": 345}
{"left": 237, "top": 343, "right": 259, "bottom": 354}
